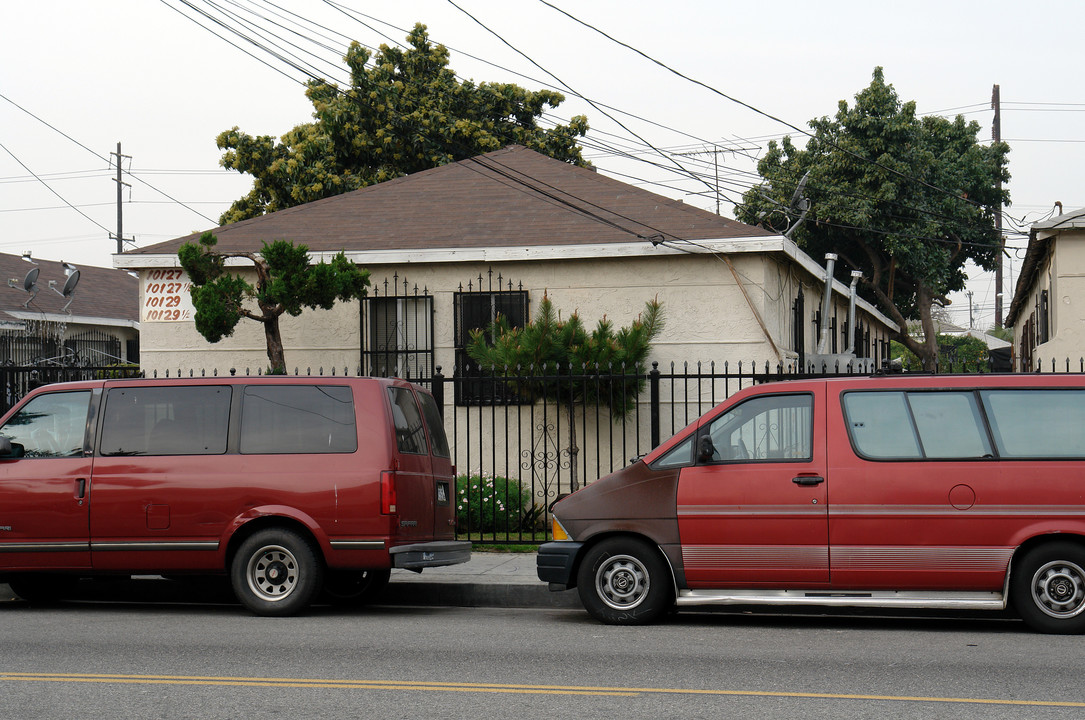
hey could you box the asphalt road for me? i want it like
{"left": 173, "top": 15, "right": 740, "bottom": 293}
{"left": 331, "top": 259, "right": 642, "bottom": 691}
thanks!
{"left": 1, "top": 598, "right": 1082, "bottom": 720}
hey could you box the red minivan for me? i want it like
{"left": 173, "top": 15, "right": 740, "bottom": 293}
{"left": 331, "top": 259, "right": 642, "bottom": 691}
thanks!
{"left": 0, "top": 376, "right": 468, "bottom": 615}
{"left": 538, "top": 374, "right": 1085, "bottom": 633}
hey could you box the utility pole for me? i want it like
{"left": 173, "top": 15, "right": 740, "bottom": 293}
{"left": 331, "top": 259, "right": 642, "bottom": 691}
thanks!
{"left": 110, "top": 142, "right": 133, "bottom": 254}
{"left": 967, "top": 290, "right": 974, "bottom": 329}
{"left": 992, "top": 85, "right": 1004, "bottom": 328}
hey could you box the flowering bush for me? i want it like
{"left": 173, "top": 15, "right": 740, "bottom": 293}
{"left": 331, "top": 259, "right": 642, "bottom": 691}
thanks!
{"left": 456, "top": 472, "right": 530, "bottom": 533}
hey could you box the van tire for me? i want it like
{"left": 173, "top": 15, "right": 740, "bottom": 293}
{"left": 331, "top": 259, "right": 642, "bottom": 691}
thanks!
{"left": 323, "top": 568, "right": 392, "bottom": 605}
{"left": 1011, "top": 542, "right": 1085, "bottom": 634}
{"left": 231, "top": 528, "right": 323, "bottom": 617}
{"left": 576, "top": 537, "right": 674, "bottom": 625}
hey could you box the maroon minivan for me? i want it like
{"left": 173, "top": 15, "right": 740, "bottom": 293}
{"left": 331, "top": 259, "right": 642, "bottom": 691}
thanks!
{"left": 0, "top": 376, "right": 468, "bottom": 615}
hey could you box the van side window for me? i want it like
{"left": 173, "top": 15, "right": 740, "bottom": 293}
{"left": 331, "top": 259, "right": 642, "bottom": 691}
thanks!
{"left": 388, "top": 387, "right": 428, "bottom": 455}
{"left": 843, "top": 391, "right": 992, "bottom": 460}
{"left": 240, "top": 385, "right": 357, "bottom": 454}
{"left": 654, "top": 436, "right": 694, "bottom": 468}
{"left": 908, "top": 392, "right": 992, "bottom": 458}
{"left": 0, "top": 391, "right": 91, "bottom": 458}
{"left": 842, "top": 391, "right": 922, "bottom": 459}
{"left": 101, "top": 387, "right": 230, "bottom": 456}
{"left": 417, "top": 392, "right": 450, "bottom": 458}
{"left": 981, "top": 389, "right": 1085, "bottom": 458}
{"left": 704, "top": 393, "right": 813, "bottom": 462}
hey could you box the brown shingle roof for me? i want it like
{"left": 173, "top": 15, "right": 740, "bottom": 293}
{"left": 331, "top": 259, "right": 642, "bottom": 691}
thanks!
{"left": 0, "top": 253, "right": 138, "bottom": 323}
{"left": 128, "top": 145, "right": 771, "bottom": 256}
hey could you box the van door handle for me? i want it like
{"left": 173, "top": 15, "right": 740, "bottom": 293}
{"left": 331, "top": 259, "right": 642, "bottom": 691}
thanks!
{"left": 792, "top": 476, "right": 824, "bottom": 486}
{"left": 75, "top": 478, "right": 86, "bottom": 499}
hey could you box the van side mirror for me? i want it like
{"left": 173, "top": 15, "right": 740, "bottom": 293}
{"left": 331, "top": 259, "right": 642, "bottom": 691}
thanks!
{"left": 697, "top": 436, "right": 716, "bottom": 463}
{"left": 0, "top": 436, "right": 15, "bottom": 458}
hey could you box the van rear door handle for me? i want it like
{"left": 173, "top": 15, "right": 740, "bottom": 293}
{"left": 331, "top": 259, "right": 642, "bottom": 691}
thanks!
{"left": 792, "top": 476, "right": 825, "bottom": 486}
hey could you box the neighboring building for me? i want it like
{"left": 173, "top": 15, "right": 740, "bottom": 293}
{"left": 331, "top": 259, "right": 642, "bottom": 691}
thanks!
{"left": 0, "top": 252, "right": 139, "bottom": 366}
{"left": 1007, "top": 207, "right": 1085, "bottom": 371}
{"left": 117, "top": 145, "right": 897, "bottom": 379}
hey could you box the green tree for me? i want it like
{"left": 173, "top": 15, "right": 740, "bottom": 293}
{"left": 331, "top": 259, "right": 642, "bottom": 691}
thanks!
{"left": 178, "top": 232, "right": 371, "bottom": 373}
{"left": 217, "top": 24, "right": 590, "bottom": 224}
{"left": 737, "top": 68, "right": 1009, "bottom": 371}
{"left": 467, "top": 295, "right": 663, "bottom": 491}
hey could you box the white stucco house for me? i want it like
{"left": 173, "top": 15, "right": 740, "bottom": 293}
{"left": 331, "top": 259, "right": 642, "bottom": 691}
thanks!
{"left": 1007, "top": 207, "right": 1085, "bottom": 371}
{"left": 117, "top": 146, "right": 897, "bottom": 379}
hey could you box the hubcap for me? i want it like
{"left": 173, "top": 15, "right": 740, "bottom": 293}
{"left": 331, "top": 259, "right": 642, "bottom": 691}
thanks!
{"left": 1032, "top": 560, "right": 1085, "bottom": 619}
{"left": 247, "top": 545, "right": 299, "bottom": 602}
{"left": 596, "top": 554, "right": 649, "bottom": 610}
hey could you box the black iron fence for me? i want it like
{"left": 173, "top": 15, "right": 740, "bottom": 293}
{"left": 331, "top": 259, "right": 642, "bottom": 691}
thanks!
{"left": 0, "top": 365, "right": 142, "bottom": 416}
{"left": 3, "top": 356, "right": 1083, "bottom": 545}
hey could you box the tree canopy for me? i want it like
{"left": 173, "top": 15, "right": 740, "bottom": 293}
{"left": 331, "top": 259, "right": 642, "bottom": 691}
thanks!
{"left": 736, "top": 68, "right": 1009, "bottom": 370}
{"left": 178, "top": 232, "right": 370, "bottom": 372}
{"left": 216, "top": 24, "right": 590, "bottom": 224}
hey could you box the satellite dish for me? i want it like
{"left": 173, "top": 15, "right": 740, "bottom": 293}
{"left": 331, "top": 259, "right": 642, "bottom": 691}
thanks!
{"left": 23, "top": 267, "right": 39, "bottom": 292}
{"left": 61, "top": 269, "right": 80, "bottom": 297}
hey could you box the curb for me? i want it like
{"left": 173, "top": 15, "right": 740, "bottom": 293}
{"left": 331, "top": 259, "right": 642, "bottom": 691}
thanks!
{"left": 0, "top": 580, "right": 580, "bottom": 610}
{"left": 382, "top": 581, "right": 580, "bottom": 609}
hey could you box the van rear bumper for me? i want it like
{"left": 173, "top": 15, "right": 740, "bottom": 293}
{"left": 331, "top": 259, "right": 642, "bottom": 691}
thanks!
{"left": 390, "top": 540, "right": 472, "bottom": 570}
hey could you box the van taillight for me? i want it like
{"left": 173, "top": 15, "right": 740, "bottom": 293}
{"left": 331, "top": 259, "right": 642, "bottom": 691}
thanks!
{"left": 381, "top": 471, "right": 397, "bottom": 515}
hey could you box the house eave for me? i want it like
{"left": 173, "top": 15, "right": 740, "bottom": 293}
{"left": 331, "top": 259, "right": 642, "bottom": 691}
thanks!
{"left": 116, "top": 234, "right": 897, "bottom": 332}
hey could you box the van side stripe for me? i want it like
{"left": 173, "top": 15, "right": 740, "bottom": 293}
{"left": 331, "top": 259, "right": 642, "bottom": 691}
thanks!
{"left": 830, "top": 505, "right": 1085, "bottom": 516}
{"left": 91, "top": 542, "right": 219, "bottom": 552}
{"left": 679, "top": 506, "right": 825, "bottom": 517}
{"left": 683, "top": 546, "right": 828, "bottom": 569}
{"left": 0, "top": 542, "right": 89, "bottom": 553}
{"left": 832, "top": 546, "right": 1013, "bottom": 571}
{"left": 329, "top": 540, "right": 386, "bottom": 550}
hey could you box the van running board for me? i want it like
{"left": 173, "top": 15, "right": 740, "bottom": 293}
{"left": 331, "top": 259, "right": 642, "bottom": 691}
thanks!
{"left": 676, "top": 589, "right": 1006, "bottom": 611}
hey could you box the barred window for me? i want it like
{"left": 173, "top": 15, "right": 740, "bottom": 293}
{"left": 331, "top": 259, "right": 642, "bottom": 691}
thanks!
{"left": 453, "top": 288, "right": 529, "bottom": 405}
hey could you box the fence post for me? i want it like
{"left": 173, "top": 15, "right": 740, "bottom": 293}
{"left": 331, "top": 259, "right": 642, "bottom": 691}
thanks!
{"left": 649, "top": 361, "right": 661, "bottom": 449}
{"left": 432, "top": 366, "right": 445, "bottom": 418}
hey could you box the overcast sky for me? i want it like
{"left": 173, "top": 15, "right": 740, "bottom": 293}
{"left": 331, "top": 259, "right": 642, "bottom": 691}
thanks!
{"left": 3, "top": 0, "right": 1082, "bottom": 330}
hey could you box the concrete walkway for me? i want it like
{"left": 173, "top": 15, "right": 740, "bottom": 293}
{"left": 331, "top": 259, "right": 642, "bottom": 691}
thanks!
{"left": 0, "top": 552, "right": 581, "bottom": 610}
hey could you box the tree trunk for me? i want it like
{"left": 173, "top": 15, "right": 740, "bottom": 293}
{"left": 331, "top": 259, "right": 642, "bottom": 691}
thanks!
{"left": 565, "top": 399, "right": 580, "bottom": 492}
{"left": 263, "top": 314, "right": 287, "bottom": 374}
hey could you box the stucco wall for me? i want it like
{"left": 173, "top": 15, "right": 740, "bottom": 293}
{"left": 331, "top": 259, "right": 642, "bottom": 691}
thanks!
{"left": 138, "top": 251, "right": 893, "bottom": 377}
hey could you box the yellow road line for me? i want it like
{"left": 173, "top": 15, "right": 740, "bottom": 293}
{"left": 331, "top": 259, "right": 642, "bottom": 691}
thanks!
{"left": 1, "top": 672, "right": 1083, "bottom": 707}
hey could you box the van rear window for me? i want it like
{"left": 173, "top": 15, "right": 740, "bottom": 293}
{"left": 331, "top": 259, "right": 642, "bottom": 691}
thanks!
{"left": 240, "top": 385, "right": 357, "bottom": 454}
{"left": 388, "top": 387, "right": 428, "bottom": 455}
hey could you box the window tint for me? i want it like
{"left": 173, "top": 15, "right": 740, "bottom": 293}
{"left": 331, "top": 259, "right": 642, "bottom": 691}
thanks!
{"left": 908, "top": 392, "right": 992, "bottom": 458}
{"left": 843, "top": 392, "right": 922, "bottom": 459}
{"left": 704, "top": 394, "right": 813, "bottom": 462}
{"left": 417, "top": 391, "right": 450, "bottom": 458}
{"left": 101, "top": 386, "right": 230, "bottom": 456}
{"left": 981, "top": 389, "right": 1085, "bottom": 458}
{"left": 388, "top": 387, "right": 428, "bottom": 455}
{"left": 1, "top": 391, "right": 91, "bottom": 458}
{"left": 240, "top": 385, "right": 357, "bottom": 454}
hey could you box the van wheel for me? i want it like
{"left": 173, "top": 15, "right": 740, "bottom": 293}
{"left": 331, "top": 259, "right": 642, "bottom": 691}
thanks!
{"left": 231, "top": 528, "right": 323, "bottom": 617}
{"left": 1011, "top": 542, "right": 1085, "bottom": 634}
{"left": 323, "top": 569, "right": 391, "bottom": 605}
{"left": 576, "top": 537, "right": 674, "bottom": 625}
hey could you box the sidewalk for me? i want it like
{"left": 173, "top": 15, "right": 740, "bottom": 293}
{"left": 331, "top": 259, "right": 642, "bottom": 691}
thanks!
{"left": 0, "top": 552, "right": 581, "bottom": 610}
